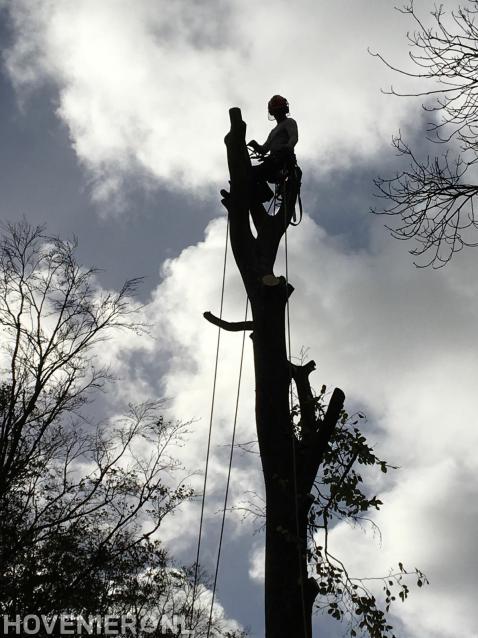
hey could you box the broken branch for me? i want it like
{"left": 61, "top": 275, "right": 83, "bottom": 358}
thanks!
{"left": 291, "top": 361, "right": 317, "bottom": 436}
{"left": 203, "top": 311, "right": 254, "bottom": 332}
{"left": 317, "top": 387, "right": 345, "bottom": 452}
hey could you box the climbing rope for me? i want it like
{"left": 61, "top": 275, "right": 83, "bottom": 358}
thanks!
{"left": 283, "top": 183, "right": 309, "bottom": 638}
{"left": 190, "top": 218, "right": 230, "bottom": 627}
{"left": 290, "top": 166, "right": 303, "bottom": 226}
{"left": 206, "top": 296, "right": 249, "bottom": 637}
{"left": 191, "top": 215, "right": 249, "bottom": 636}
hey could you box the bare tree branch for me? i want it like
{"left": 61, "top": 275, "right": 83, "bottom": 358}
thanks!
{"left": 372, "top": 2, "right": 478, "bottom": 265}
{"left": 203, "top": 311, "right": 254, "bottom": 332}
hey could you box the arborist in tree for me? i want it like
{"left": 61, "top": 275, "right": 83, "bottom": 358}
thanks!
{"left": 248, "top": 95, "right": 299, "bottom": 203}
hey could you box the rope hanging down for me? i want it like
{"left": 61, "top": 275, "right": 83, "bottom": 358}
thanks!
{"left": 190, "top": 219, "right": 229, "bottom": 625}
{"left": 191, "top": 218, "right": 249, "bottom": 636}
{"left": 283, "top": 185, "right": 308, "bottom": 638}
{"left": 206, "top": 296, "right": 249, "bottom": 637}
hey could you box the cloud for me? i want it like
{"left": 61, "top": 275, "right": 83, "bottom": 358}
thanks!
{"left": 2, "top": 0, "right": 442, "bottom": 205}
{"left": 249, "top": 543, "right": 265, "bottom": 584}
{"left": 107, "top": 211, "right": 478, "bottom": 638}
{"left": 3, "top": 1, "right": 475, "bottom": 635}
{"left": 101, "top": 216, "right": 260, "bottom": 550}
{"left": 329, "top": 459, "right": 478, "bottom": 638}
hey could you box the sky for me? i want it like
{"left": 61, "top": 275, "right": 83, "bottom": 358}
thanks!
{"left": 1, "top": 1, "right": 477, "bottom": 637}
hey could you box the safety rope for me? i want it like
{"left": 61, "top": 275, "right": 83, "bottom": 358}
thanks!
{"left": 190, "top": 218, "right": 229, "bottom": 628}
{"left": 290, "top": 166, "right": 303, "bottom": 226}
{"left": 206, "top": 296, "right": 249, "bottom": 637}
{"left": 283, "top": 182, "right": 308, "bottom": 638}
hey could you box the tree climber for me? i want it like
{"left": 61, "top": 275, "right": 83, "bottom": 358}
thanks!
{"left": 248, "top": 95, "right": 299, "bottom": 203}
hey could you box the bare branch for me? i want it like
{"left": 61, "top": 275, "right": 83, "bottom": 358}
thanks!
{"left": 203, "top": 311, "right": 254, "bottom": 332}
{"left": 373, "top": 2, "right": 478, "bottom": 265}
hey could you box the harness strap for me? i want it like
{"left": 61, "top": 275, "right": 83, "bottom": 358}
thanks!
{"left": 290, "top": 165, "right": 303, "bottom": 226}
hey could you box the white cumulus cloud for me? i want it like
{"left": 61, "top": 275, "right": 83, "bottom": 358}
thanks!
{"left": 107, "top": 212, "right": 478, "bottom": 638}
{"left": 2, "top": 0, "right": 445, "bottom": 204}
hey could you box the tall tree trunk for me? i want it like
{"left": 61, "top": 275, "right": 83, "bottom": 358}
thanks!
{"left": 206, "top": 107, "right": 345, "bottom": 637}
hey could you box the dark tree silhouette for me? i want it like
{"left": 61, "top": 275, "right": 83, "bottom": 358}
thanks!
{"left": 207, "top": 109, "right": 427, "bottom": 638}
{"left": 372, "top": 2, "right": 478, "bottom": 266}
{"left": 206, "top": 107, "right": 344, "bottom": 637}
{"left": 203, "top": 107, "right": 345, "bottom": 638}
{"left": 0, "top": 221, "right": 251, "bottom": 637}
{"left": 0, "top": 222, "right": 194, "bottom": 633}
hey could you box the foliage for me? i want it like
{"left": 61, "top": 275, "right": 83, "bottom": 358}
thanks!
{"left": 236, "top": 379, "right": 428, "bottom": 637}
{"left": 298, "top": 386, "right": 428, "bottom": 638}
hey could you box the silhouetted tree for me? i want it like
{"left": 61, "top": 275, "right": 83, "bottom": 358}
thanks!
{"left": 215, "top": 107, "right": 341, "bottom": 638}
{"left": 372, "top": 1, "right": 478, "bottom": 266}
{"left": 0, "top": 222, "right": 197, "bottom": 634}
{"left": 208, "top": 109, "right": 427, "bottom": 638}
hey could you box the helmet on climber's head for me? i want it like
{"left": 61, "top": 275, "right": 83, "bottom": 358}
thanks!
{"left": 268, "top": 94, "right": 289, "bottom": 120}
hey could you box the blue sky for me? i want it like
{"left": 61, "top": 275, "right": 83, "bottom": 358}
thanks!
{"left": 1, "top": 1, "right": 477, "bottom": 637}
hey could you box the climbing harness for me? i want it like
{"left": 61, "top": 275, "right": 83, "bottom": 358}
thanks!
{"left": 272, "top": 163, "right": 303, "bottom": 225}
{"left": 249, "top": 147, "right": 303, "bottom": 224}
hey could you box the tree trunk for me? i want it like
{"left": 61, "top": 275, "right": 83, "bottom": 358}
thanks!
{"left": 208, "top": 107, "right": 345, "bottom": 637}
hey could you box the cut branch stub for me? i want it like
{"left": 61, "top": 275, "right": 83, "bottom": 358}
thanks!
{"left": 203, "top": 311, "right": 254, "bottom": 332}
{"left": 298, "top": 386, "right": 345, "bottom": 496}
{"left": 224, "top": 107, "right": 257, "bottom": 290}
{"left": 290, "top": 360, "right": 317, "bottom": 437}
{"left": 317, "top": 388, "right": 346, "bottom": 453}
{"left": 226, "top": 107, "right": 251, "bottom": 197}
